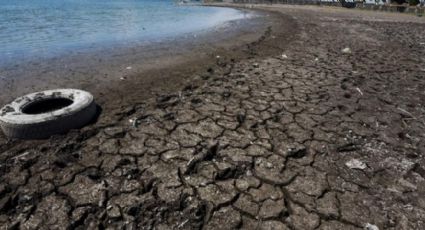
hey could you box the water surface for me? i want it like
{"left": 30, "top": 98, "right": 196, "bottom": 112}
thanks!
{"left": 0, "top": 0, "right": 246, "bottom": 63}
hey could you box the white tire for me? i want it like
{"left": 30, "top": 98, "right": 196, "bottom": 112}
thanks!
{"left": 0, "top": 89, "right": 96, "bottom": 139}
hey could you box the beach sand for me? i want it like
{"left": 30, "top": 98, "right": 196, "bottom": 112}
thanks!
{"left": 1, "top": 4, "right": 425, "bottom": 229}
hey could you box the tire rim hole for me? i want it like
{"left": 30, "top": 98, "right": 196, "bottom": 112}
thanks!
{"left": 22, "top": 98, "right": 73, "bottom": 114}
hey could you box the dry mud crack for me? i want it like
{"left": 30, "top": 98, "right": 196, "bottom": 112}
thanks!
{"left": 1, "top": 5, "right": 425, "bottom": 230}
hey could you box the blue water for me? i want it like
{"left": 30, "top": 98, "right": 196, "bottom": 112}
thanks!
{"left": 0, "top": 0, "right": 245, "bottom": 62}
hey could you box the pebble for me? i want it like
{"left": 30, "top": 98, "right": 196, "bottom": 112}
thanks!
{"left": 345, "top": 159, "right": 367, "bottom": 170}
{"left": 341, "top": 47, "right": 352, "bottom": 54}
{"left": 265, "top": 162, "right": 273, "bottom": 169}
{"left": 365, "top": 223, "right": 379, "bottom": 230}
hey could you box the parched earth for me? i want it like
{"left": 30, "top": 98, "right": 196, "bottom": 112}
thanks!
{"left": 1, "top": 4, "right": 425, "bottom": 230}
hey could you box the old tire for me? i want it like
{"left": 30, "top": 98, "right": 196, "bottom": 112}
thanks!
{"left": 0, "top": 89, "right": 96, "bottom": 139}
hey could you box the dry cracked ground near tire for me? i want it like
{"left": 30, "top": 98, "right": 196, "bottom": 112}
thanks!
{"left": 1, "top": 5, "right": 425, "bottom": 230}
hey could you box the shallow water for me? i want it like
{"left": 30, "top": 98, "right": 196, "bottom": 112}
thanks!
{"left": 0, "top": 0, "right": 246, "bottom": 63}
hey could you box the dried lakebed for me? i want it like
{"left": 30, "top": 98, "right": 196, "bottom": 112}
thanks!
{"left": 1, "top": 4, "right": 425, "bottom": 230}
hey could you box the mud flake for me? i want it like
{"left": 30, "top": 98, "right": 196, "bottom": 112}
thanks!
{"left": 259, "top": 199, "right": 286, "bottom": 219}
{"left": 233, "top": 194, "right": 259, "bottom": 216}
{"left": 287, "top": 202, "right": 320, "bottom": 230}
{"left": 316, "top": 191, "right": 340, "bottom": 218}
{"left": 58, "top": 175, "right": 106, "bottom": 206}
{"left": 22, "top": 195, "right": 70, "bottom": 229}
{"left": 287, "top": 167, "right": 328, "bottom": 197}
{"left": 197, "top": 182, "right": 237, "bottom": 207}
{"left": 205, "top": 206, "right": 241, "bottom": 230}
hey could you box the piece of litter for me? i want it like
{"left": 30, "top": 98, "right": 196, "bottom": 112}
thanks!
{"left": 365, "top": 223, "right": 379, "bottom": 230}
{"left": 314, "top": 57, "right": 319, "bottom": 61}
{"left": 356, "top": 87, "right": 363, "bottom": 96}
{"left": 265, "top": 162, "right": 273, "bottom": 168}
{"left": 216, "top": 55, "right": 220, "bottom": 59}
{"left": 132, "top": 119, "right": 139, "bottom": 127}
{"left": 187, "top": 157, "right": 195, "bottom": 166}
{"left": 126, "top": 66, "right": 132, "bottom": 70}
{"left": 341, "top": 47, "right": 352, "bottom": 54}
{"left": 177, "top": 219, "right": 189, "bottom": 229}
{"left": 397, "top": 107, "right": 415, "bottom": 118}
{"left": 345, "top": 159, "right": 367, "bottom": 170}
{"left": 120, "top": 77, "right": 126, "bottom": 80}
{"left": 282, "top": 54, "right": 288, "bottom": 59}
{"left": 12, "top": 151, "right": 30, "bottom": 160}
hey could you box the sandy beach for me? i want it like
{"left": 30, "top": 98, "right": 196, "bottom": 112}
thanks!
{"left": 1, "top": 3, "right": 425, "bottom": 229}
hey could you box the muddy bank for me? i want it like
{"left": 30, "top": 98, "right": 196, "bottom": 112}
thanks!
{"left": 1, "top": 3, "right": 425, "bottom": 230}
{"left": 0, "top": 8, "right": 294, "bottom": 112}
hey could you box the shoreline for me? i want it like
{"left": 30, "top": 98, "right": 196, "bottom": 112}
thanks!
{"left": 0, "top": 7, "right": 295, "bottom": 113}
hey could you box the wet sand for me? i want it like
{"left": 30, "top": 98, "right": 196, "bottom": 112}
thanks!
{"left": 1, "top": 3, "right": 425, "bottom": 230}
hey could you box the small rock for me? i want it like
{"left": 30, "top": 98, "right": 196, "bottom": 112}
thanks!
{"left": 265, "top": 162, "right": 273, "bottom": 169}
{"left": 235, "top": 179, "right": 250, "bottom": 191}
{"left": 104, "top": 127, "right": 125, "bottom": 137}
{"left": 365, "top": 223, "right": 379, "bottom": 230}
{"left": 0, "top": 196, "right": 11, "bottom": 212}
{"left": 107, "top": 205, "right": 122, "bottom": 219}
{"left": 341, "top": 47, "right": 352, "bottom": 54}
{"left": 345, "top": 159, "right": 367, "bottom": 170}
{"left": 286, "top": 145, "right": 307, "bottom": 158}
{"left": 236, "top": 113, "right": 246, "bottom": 124}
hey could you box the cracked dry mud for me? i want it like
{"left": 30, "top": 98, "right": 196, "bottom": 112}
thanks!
{"left": 1, "top": 5, "right": 425, "bottom": 230}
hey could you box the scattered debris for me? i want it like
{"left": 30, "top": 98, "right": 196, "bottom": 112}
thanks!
{"left": 397, "top": 107, "right": 415, "bottom": 118}
{"left": 345, "top": 159, "right": 367, "bottom": 170}
{"left": 12, "top": 151, "right": 30, "bottom": 161}
{"left": 265, "top": 162, "right": 273, "bottom": 169}
{"left": 129, "top": 118, "right": 140, "bottom": 128}
{"left": 365, "top": 223, "right": 379, "bottom": 230}
{"left": 286, "top": 145, "right": 307, "bottom": 158}
{"left": 177, "top": 219, "right": 189, "bottom": 229}
{"left": 341, "top": 47, "right": 352, "bottom": 54}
